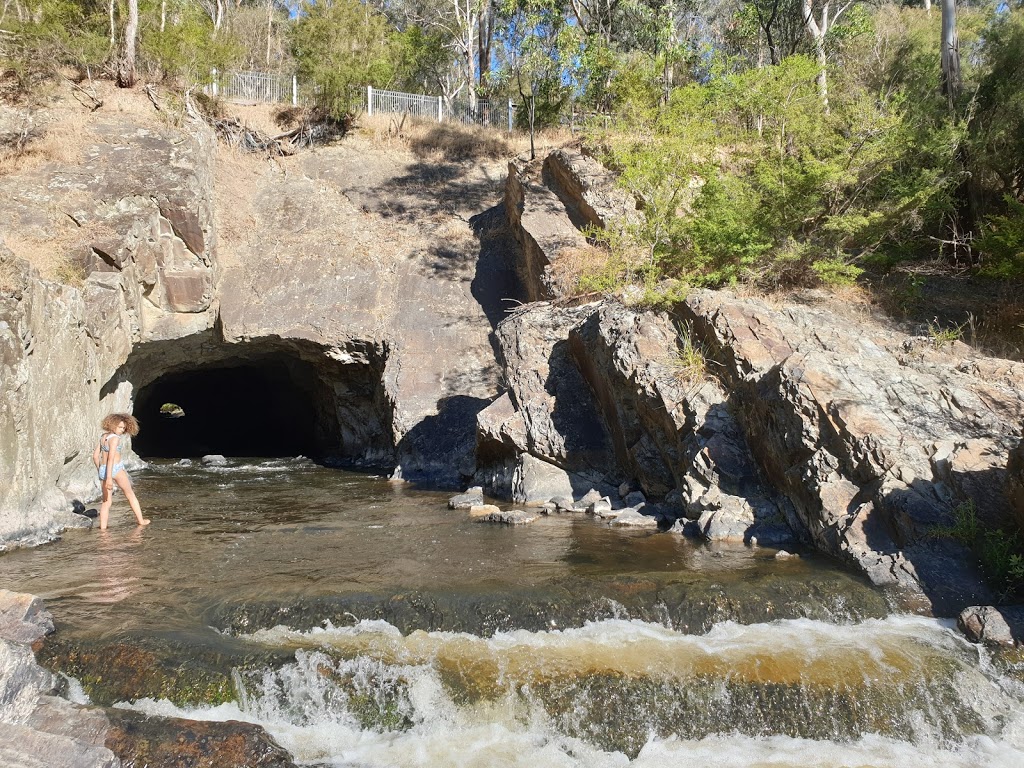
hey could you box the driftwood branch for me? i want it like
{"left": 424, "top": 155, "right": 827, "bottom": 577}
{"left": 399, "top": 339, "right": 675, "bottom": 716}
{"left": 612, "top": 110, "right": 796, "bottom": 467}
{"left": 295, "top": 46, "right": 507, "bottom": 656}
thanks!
{"left": 63, "top": 75, "right": 103, "bottom": 112}
{"left": 143, "top": 84, "right": 162, "bottom": 112}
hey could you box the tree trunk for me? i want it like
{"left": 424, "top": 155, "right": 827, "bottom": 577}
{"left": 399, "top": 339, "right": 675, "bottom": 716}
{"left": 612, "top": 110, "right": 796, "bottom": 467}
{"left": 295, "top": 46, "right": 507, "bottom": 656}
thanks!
{"left": 478, "top": 0, "right": 493, "bottom": 93}
{"left": 940, "top": 0, "right": 960, "bottom": 111}
{"left": 802, "top": 0, "right": 830, "bottom": 113}
{"left": 108, "top": 0, "right": 116, "bottom": 49}
{"left": 924, "top": 0, "right": 931, "bottom": 15}
{"left": 160, "top": 0, "right": 165, "bottom": 32}
{"left": 116, "top": 0, "right": 138, "bottom": 88}
{"left": 266, "top": 0, "right": 273, "bottom": 67}
{"left": 814, "top": 33, "right": 828, "bottom": 113}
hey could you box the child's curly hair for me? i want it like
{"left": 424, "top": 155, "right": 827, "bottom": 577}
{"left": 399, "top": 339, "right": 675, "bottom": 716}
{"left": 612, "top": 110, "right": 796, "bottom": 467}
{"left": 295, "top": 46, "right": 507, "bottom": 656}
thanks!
{"left": 101, "top": 413, "right": 140, "bottom": 436}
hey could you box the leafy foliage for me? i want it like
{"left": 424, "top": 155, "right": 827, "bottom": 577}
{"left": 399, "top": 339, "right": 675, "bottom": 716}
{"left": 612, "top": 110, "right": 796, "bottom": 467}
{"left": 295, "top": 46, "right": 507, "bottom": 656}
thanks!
{"left": 937, "top": 500, "right": 1024, "bottom": 603}
{"left": 289, "top": 0, "right": 397, "bottom": 119}
{"left": 1, "top": 0, "right": 108, "bottom": 93}
{"left": 593, "top": 51, "right": 961, "bottom": 287}
{"left": 140, "top": 0, "right": 242, "bottom": 84}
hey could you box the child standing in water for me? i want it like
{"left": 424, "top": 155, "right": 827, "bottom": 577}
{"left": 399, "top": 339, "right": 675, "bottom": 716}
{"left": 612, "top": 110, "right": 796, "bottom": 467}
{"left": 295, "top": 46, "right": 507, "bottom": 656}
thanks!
{"left": 92, "top": 413, "right": 151, "bottom": 530}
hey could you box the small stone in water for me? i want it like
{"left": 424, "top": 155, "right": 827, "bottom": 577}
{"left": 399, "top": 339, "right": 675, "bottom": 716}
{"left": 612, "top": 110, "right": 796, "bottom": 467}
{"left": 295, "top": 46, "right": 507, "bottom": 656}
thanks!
{"left": 552, "top": 496, "right": 578, "bottom": 512}
{"left": 480, "top": 509, "right": 539, "bottom": 525}
{"left": 449, "top": 486, "right": 484, "bottom": 509}
{"left": 469, "top": 504, "right": 501, "bottom": 518}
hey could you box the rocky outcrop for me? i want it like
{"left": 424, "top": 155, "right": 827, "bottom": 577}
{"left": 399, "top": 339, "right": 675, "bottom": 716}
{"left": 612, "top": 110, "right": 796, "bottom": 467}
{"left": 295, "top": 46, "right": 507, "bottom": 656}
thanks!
{"left": 479, "top": 299, "right": 797, "bottom": 543}
{"left": 542, "top": 149, "right": 639, "bottom": 231}
{"left": 0, "top": 589, "right": 297, "bottom": 768}
{"left": 2, "top": 93, "right": 520, "bottom": 548}
{"left": 0, "top": 116, "right": 219, "bottom": 549}
{"left": 958, "top": 605, "right": 1024, "bottom": 647}
{"left": 491, "top": 149, "right": 1024, "bottom": 614}
{"left": 676, "top": 289, "right": 1024, "bottom": 612}
{"left": 504, "top": 162, "right": 590, "bottom": 301}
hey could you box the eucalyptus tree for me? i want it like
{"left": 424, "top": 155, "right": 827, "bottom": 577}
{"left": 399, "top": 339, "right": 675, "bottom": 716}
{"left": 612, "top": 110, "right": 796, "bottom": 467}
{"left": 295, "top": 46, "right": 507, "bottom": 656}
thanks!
{"left": 939, "top": 0, "right": 958, "bottom": 109}
{"left": 116, "top": 0, "right": 138, "bottom": 86}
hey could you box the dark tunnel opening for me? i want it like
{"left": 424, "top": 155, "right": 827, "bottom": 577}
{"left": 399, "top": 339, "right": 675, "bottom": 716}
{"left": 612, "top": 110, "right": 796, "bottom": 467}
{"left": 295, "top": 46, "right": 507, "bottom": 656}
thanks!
{"left": 134, "top": 357, "right": 327, "bottom": 459}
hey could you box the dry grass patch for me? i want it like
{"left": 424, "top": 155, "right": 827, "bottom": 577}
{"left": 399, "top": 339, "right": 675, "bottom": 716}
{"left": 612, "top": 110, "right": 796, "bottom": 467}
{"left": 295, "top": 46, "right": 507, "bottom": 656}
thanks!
{"left": 2, "top": 231, "right": 87, "bottom": 286}
{"left": 549, "top": 243, "right": 615, "bottom": 296}
{"left": 0, "top": 114, "right": 86, "bottom": 175}
{"left": 356, "top": 113, "right": 528, "bottom": 162}
{"left": 0, "top": 253, "right": 21, "bottom": 293}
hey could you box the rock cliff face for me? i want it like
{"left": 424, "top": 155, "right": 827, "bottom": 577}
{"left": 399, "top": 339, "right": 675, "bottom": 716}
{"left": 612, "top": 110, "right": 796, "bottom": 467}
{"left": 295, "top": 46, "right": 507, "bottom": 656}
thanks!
{"left": 1, "top": 96, "right": 517, "bottom": 549}
{"left": 0, "top": 115, "right": 219, "bottom": 549}
{"left": 493, "top": 151, "right": 1024, "bottom": 614}
{"left": 3, "top": 98, "right": 1022, "bottom": 618}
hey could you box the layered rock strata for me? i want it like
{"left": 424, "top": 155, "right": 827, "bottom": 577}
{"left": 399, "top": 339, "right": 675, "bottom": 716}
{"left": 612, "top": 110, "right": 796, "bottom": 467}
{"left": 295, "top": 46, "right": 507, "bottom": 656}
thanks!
{"left": 0, "top": 117, "right": 219, "bottom": 548}
{"left": 0, "top": 589, "right": 296, "bottom": 768}
{"left": 495, "top": 148, "right": 1024, "bottom": 614}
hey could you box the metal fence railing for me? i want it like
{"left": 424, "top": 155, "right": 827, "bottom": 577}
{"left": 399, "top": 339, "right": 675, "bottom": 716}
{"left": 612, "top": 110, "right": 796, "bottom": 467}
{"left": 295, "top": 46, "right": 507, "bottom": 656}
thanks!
{"left": 208, "top": 70, "right": 298, "bottom": 106}
{"left": 367, "top": 86, "right": 514, "bottom": 132}
{"left": 204, "top": 74, "right": 516, "bottom": 131}
{"left": 446, "top": 97, "right": 512, "bottom": 131}
{"left": 366, "top": 87, "right": 442, "bottom": 121}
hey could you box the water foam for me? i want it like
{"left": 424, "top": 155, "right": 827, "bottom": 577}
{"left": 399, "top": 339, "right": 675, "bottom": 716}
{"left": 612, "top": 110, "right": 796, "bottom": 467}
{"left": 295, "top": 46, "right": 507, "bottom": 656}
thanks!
{"left": 118, "top": 615, "right": 1024, "bottom": 766}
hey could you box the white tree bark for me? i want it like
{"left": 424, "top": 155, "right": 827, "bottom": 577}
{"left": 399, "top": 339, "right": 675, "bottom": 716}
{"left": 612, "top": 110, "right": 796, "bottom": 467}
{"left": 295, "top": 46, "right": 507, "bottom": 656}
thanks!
{"left": 940, "top": 0, "right": 960, "bottom": 111}
{"left": 801, "top": 0, "right": 855, "bottom": 113}
{"left": 116, "top": 0, "right": 138, "bottom": 88}
{"left": 108, "top": 0, "right": 116, "bottom": 49}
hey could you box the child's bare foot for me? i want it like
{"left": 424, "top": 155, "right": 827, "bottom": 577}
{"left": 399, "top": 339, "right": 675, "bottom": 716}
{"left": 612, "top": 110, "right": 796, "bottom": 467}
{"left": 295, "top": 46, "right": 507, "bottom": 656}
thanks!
{"left": 137, "top": 518, "right": 151, "bottom": 526}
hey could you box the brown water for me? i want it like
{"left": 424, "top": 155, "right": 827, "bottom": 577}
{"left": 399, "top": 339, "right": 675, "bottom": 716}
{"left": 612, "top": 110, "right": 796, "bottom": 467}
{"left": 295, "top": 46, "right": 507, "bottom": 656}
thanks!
{"left": 2, "top": 458, "right": 1023, "bottom": 767}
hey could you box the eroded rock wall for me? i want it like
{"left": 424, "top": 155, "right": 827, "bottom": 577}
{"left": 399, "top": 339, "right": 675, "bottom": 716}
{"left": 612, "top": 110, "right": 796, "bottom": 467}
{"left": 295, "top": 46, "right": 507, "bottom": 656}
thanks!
{"left": 489, "top": 148, "right": 1024, "bottom": 614}
{"left": 0, "top": 118, "right": 219, "bottom": 549}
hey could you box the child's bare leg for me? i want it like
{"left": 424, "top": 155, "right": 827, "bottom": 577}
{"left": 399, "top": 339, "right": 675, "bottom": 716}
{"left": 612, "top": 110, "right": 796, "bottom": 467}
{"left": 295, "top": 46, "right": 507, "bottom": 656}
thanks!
{"left": 98, "top": 483, "right": 113, "bottom": 530}
{"left": 115, "top": 473, "right": 150, "bottom": 526}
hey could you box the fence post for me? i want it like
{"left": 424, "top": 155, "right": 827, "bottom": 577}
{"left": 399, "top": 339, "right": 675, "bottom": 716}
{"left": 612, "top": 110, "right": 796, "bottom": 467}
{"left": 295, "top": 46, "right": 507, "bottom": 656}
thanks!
{"left": 367, "top": 85, "right": 373, "bottom": 116}
{"left": 438, "top": 94, "right": 443, "bottom": 123}
{"left": 507, "top": 98, "right": 513, "bottom": 133}
{"left": 211, "top": 69, "right": 218, "bottom": 98}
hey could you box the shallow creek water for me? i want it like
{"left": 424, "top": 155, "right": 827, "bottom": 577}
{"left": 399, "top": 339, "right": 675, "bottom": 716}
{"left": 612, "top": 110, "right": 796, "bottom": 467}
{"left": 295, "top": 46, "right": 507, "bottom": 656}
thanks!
{"left": 1, "top": 458, "right": 1023, "bottom": 767}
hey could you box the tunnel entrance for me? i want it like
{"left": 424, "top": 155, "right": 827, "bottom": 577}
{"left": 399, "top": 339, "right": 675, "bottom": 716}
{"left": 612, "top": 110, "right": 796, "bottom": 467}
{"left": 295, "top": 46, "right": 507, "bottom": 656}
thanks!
{"left": 134, "top": 360, "right": 321, "bottom": 458}
{"left": 117, "top": 335, "right": 395, "bottom": 464}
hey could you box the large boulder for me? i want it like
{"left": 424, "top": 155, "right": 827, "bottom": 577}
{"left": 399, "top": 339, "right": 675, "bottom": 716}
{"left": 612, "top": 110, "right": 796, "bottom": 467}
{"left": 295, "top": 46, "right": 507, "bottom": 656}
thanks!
{"left": 680, "top": 289, "right": 1024, "bottom": 614}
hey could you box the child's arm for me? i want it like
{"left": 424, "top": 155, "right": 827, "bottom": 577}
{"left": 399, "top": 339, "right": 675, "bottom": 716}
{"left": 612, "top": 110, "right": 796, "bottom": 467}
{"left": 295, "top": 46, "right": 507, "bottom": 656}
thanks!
{"left": 92, "top": 440, "right": 101, "bottom": 470}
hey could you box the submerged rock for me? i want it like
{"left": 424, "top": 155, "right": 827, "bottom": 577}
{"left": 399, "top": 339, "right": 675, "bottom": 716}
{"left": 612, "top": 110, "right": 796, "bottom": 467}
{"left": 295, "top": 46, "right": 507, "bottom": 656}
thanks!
{"left": 479, "top": 509, "right": 539, "bottom": 525}
{"left": 104, "top": 708, "right": 296, "bottom": 768}
{"left": 608, "top": 508, "right": 659, "bottom": 528}
{"left": 0, "top": 589, "right": 298, "bottom": 767}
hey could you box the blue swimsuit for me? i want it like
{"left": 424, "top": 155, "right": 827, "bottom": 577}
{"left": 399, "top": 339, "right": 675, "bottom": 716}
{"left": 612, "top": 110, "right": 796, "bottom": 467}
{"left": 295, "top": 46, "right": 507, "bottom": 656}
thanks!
{"left": 98, "top": 433, "right": 125, "bottom": 480}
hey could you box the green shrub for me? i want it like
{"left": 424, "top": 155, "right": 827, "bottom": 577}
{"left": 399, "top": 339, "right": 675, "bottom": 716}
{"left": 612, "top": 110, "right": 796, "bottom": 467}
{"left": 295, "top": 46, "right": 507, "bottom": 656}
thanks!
{"left": 978, "top": 196, "right": 1024, "bottom": 278}
{"left": 936, "top": 500, "right": 1024, "bottom": 602}
{"left": 290, "top": 0, "right": 397, "bottom": 120}
{"left": 139, "top": 2, "right": 243, "bottom": 84}
{"left": 1, "top": 0, "right": 108, "bottom": 95}
{"left": 592, "top": 53, "right": 959, "bottom": 289}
